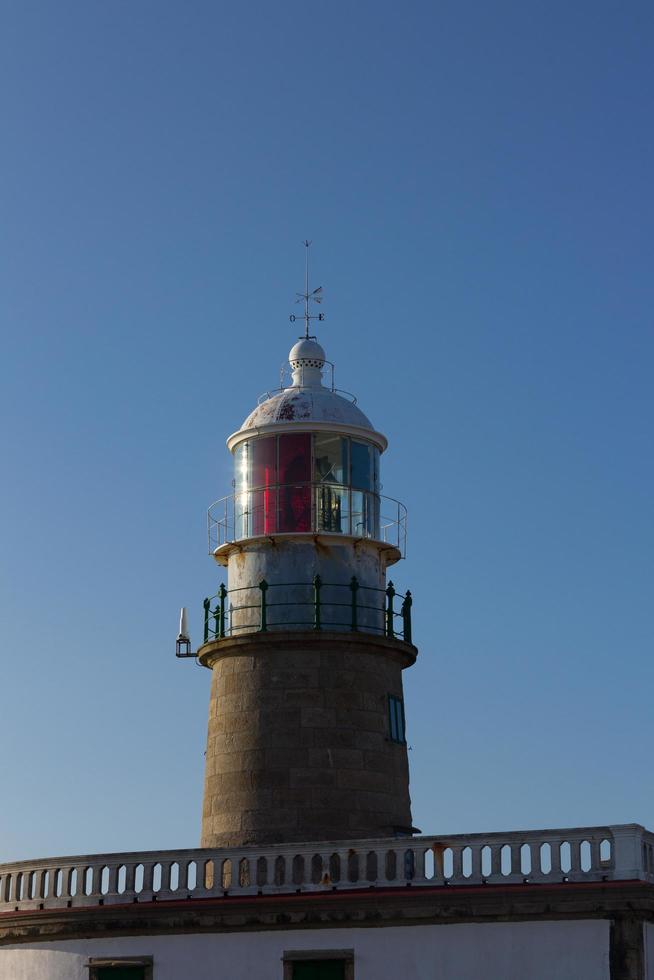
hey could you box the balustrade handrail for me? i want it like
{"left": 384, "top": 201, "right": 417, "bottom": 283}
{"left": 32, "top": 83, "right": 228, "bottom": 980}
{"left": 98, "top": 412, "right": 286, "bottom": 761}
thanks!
{"left": 201, "top": 576, "right": 413, "bottom": 645}
{"left": 207, "top": 482, "right": 407, "bottom": 557}
{"left": 0, "top": 825, "right": 650, "bottom": 912}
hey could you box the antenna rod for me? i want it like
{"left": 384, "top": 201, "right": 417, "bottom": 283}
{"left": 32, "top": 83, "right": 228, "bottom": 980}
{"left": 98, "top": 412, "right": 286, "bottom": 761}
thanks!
{"left": 289, "top": 239, "right": 324, "bottom": 339}
{"left": 304, "top": 239, "right": 310, "bottom": 338}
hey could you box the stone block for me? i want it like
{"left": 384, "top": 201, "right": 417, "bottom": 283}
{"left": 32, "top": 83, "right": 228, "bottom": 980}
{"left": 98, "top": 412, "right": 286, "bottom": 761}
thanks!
{"left": 211, "top": 789, "right": 271, "bottom": 813}
{"left": 309, "top": 787, "right": 355, "bottom": 810}
{"left": 283, "top": 687, "right": 325, "bottom": 708}
{"left": 300, "top": 706, "right": 337, "bottom": 727}
{"left": 323, "top": 688, "right": 363, "bottom": 710}
{"left": 240, "top": 808, "right": 298, "bottom": 831}
{"left": 268, "top": 668, "right": 320, "bottom": 688}
{"left": 210, "top": 749, "right": 266, "bottom": 773}
{"left": 202, "top": 811, "right": 242, "bottom": 834}
{"left": 361, "top": 691, "right": 385, "bottom": 712}
{"left": 363, "top": 749, "right": 395, "bottom": 773}
{"left": 259, "top": 707, "right": 302, "bottom": 731}
{"left": 308, "top": 747, "right": 364, "bottom": 770}
{"left": 336, "top": 768, "right": 392, "bottom": 793}
{"left": 262, "top": 727, "right": 315, "bottom": 749}
{"left": 249, "top": 768, "right": 290, "bottom": 790}
{"left": 353, "top": 789, "right": 394, "bottom": 812}
{"left": 347, "top": 809, "right": 394, "bottom": 832}
{"left": 289, "top": 768, "right": 338, "bottom": 788}
{"left": 336, "top": 709, "right": 386, "bottom": 734}
{"left": 270, "top": 786, "right": 309, "bottom": 807}
{"left": 265, "top": 747, "right": 310, "bottom": 769}
{"left": 218, "top": 730, "right": 262, "bottom": 753}
{"left": 313, "top": 727, "right": 356, "bottom": 749}
{"left": 354, "top": 730, "right": 385, "bottom": 751}
{"left": 319, "top": 669, "right": 363, "bottom": 690}
{"left": 219, "top": 710, "right": 254, "bottom": 734}
{"left": 267, "top": 650, "right": 321, "bottom": 670}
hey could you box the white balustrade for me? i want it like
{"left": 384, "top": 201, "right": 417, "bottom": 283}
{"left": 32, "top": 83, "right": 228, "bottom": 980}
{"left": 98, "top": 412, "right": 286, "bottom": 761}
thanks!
{"left": 0, "top": 824, "right": 651, "bottom": 912}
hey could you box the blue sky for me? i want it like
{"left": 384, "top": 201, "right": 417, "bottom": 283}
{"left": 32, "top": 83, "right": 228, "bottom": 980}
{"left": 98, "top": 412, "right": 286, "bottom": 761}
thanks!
{"left": 1, "top": 0, "right": 652, "bottom": 861}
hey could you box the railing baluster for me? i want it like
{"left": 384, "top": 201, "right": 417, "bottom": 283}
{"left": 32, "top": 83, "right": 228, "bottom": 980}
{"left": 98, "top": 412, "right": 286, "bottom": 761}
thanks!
{"left": 401, "top": 590, "right": 412, "bottom": 644}
{"left": 203, "top": 598, "right": 210, "bottom": 643}
{"left": 313, "top": 575, "right": 322, "bottom": 631}
{"left": 259, "top": 579, "right": 268, "bottom": 631}
{"left": 218, "top": 584, "right": 227, "bottom": 638}
{"left": 350, "top": 576, "right": 358, "bottom": 631}
{"left": 385, "top": 581, "right": 395, "bottom": 638}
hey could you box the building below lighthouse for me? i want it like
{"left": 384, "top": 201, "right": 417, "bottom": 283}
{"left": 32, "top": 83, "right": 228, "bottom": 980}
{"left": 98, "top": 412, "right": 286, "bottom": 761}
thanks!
{"left": 1, "top": 255, "right": 654, "bottom": 980}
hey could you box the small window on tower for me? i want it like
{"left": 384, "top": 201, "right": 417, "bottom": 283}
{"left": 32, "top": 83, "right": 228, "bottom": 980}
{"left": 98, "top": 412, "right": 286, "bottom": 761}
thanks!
{"left": 388, "top": 695, "right": 406, "bottom": 744}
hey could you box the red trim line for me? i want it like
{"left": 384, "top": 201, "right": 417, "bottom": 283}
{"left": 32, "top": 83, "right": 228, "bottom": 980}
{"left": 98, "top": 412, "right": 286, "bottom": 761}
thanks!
{"left": 0, "top": 879, "right": 648, "bottom": 919}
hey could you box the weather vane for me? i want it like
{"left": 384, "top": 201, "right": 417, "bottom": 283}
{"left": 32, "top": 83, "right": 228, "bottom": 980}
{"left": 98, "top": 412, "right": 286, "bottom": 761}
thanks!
{"left": 289, "top": 239, "right": 324, "bottom": 339}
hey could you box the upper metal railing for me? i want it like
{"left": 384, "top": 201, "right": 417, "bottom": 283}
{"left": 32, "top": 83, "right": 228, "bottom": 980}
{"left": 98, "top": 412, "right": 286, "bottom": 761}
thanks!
{"left": 208, "top": 482, "right": 407, "bottom": 557}
{"left": 201, "top": 577, "right": 413, "bottom": 645}
{"left": 1, "top": 825, "right": 651, "bottom": 912}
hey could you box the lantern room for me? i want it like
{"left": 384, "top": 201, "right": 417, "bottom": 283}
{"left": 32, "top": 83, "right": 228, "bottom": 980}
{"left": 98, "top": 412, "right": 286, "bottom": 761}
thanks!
{"left": 232, "top": 431, "right": 380, "bottom": 539}
{"left": 208, "top": 336, "right": 406, "bottom": 562}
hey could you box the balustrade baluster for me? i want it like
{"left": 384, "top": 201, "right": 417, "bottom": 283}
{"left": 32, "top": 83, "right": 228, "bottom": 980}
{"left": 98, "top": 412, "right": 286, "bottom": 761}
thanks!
{"left": 141, "top": 862, "right": 155, "bottom": 896}
{"left": 60, "top": 866, "right": 74, "bottom": 900}
{"left": 413, "top": 847, "right": 426, "bottom": 882}
{"left": 90, "top": 864, "right": 103, "bottom": 897}
{"left": 450, "top": 846, "right": 463, "bottom": 883}
{"left": 550, "top": 840, "right": 562, "bottom": 877}
{"left": 569, "top": 838, "right": 581, "bottom": 875}
{"left": 338, "top": 849, "right": 351, "bottom": 885}
{"left": 590, "top": 838, "right": 602, "bottom": 875}
{"left": 471, "top": 846, "right": 482, "bottom": 882}
{"left": 124, "top": 863, "right": 137, "bottom": 898}
{"left": 256, "top": 855, "right": 270, "bottom": 889}
{"left": 431, "top": 845, "right": 445, "bottom": 883}
{"left": 7, "top": 874, "right": 19, "bottom": 906}
{"left": 510, "top": 843, "right": 522, "bottom": 879}
{"left": 74, "top": 865, "right": 88, "bottom": 899}
{"left": 107, "top": 864, "right": 120, "bottom": 899}
{"left": 490, "top": 844, "right": 502, "bottom": 880}
{"left": 36, "top": 868, "right": 48, "bottom": 901}
{"left": 160, "top": 861, "right": 172, "bottom": 892}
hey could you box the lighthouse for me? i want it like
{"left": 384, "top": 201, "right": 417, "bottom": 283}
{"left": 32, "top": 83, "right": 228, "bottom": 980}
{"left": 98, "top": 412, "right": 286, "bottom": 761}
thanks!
{"left": 197, "top": 245, "right": 418, "bottom": 847}
{"left": 2, "top": 251, "right": 651, "bottom": 980}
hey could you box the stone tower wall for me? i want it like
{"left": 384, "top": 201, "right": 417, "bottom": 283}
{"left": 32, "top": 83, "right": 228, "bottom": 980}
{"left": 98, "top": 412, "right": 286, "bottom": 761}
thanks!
{"left": 199, "top": 631, "right": 416, "bottom": 847}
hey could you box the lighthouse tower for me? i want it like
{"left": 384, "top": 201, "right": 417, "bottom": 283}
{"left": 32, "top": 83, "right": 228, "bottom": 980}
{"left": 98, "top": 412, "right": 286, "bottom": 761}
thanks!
{"left": 198, "top": 249, "right": 417, "bottom": 848}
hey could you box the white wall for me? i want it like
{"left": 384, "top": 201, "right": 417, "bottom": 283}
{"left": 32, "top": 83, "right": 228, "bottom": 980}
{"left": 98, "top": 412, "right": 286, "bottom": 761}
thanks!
{"left": 0, "top": 919, "right": 610, "bottom": 980}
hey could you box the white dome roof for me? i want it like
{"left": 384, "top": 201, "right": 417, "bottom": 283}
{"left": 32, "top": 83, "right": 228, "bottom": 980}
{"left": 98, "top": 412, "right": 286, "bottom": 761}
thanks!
{"left": 241, "top": 386, "right": 375, "bottom": 430}
{"left": 228, "top": 337, "right": 387, "bottom": 451}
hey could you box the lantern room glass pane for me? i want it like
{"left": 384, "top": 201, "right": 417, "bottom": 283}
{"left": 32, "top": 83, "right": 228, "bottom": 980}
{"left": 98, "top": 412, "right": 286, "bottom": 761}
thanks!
{"left": 314, "top": 434, "right": 348, "bottom": 485}
{"left": 251, "top": 436, "right": 276, "bottom": 489}
{"left": 250, "top": 436, "right": 277, "bottom": 535}
{"left": 315, "top": 485, "right": 349, "bottom": 533}
{"left": 351, "top": 440, "right": 372, "bottom": 490}
{"left": 234, "top": 441, "right": 250, "bottom": 539}
{"left": 279, "top": 433, "right": 311, "bottom": 531}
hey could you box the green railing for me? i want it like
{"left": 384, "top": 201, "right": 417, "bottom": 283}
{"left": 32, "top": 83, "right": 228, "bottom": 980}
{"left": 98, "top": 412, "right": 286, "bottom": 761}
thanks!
{"left": 202, "top": 577, "right": 413, "bottom": 645}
